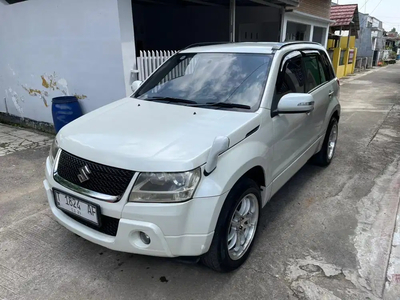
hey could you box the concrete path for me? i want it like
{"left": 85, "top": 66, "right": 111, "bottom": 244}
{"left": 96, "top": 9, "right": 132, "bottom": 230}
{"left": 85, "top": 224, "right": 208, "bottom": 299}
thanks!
{"left": 0, "top": 124, "right": 52, "bottom": 156}
{"left": 1, "top": 65, "right": 400, "bottom": 300}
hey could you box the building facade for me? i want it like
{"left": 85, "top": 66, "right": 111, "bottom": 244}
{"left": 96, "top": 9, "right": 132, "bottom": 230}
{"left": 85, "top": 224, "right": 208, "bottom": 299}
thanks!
{"left": 356, "top": 13, "right": 384, "bottom": 66}
{"left": 281, "top": 0, "right": 332, "bottom": 46}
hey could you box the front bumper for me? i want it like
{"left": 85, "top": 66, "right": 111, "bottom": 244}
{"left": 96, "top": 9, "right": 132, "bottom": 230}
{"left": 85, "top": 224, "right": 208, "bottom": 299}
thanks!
{"left": 44, "top": 157, "right": 227, "bottom": 257}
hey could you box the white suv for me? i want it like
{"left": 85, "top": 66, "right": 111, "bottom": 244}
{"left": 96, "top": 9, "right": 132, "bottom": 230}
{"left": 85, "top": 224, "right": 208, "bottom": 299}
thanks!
{"left": 44, "top": 42, "right": 340, "bottom": 272}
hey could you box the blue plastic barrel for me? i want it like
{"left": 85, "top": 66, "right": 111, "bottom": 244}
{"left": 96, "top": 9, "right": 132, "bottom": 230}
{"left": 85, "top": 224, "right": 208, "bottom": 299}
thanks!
{"left": 52, "top": 96, "right": 83, "bottom": 133}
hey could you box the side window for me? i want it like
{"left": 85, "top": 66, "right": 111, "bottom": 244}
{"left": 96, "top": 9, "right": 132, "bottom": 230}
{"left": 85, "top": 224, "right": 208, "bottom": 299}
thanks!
{"left": 273, "top": 52, "right": 305, "bottom": 111}
{"left": 303, "top": 55, "right": 321, "bottom": 92}
{"left": 319, "top": 51, "right": 335, "bottom": 81}
{"left": 317, "top": 58, "right": 327, "bottom": 84}
{"left": 276, "top": 55, "right": 305, "bottom": 96}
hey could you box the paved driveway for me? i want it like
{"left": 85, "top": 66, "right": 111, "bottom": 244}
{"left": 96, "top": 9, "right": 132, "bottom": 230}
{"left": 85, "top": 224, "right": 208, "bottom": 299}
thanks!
{"left": 1, "top": 65, "right": 400, "bottom": 300}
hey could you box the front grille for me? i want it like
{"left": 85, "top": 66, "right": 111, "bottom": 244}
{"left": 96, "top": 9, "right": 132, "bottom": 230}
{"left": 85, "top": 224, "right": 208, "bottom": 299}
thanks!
{"left": 56, "top": 150, "right": 135, "bottom": 198}
{"left": 64, "top": 211, "right": 119, "bottom": 236}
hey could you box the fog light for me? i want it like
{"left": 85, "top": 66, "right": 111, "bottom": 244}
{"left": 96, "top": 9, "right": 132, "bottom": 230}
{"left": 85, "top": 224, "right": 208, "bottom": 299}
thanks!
{"left": 139, "top": 232, "right": 151, "bottom": 245}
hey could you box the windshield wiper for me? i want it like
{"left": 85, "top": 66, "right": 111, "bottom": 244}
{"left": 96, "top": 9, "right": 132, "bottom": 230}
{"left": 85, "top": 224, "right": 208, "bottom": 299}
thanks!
{"left": 144, "top": 96, "right": 198, "bottom": 105}
{"left": 204, "top": 102, "right": 251, "bottom": 110}
{"left": 143, "top": 97, "right": 250, "bottom": 110}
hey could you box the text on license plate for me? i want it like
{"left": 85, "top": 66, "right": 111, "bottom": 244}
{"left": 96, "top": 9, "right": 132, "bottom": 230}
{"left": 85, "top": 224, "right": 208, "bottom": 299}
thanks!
{"left": 54, "top": 191, "right": 99, "bottom": 225}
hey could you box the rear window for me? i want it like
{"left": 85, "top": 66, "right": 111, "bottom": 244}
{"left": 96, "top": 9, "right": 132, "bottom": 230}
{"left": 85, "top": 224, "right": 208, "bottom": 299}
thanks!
{"left": 319, "top": 51, "right": 336, "bottom": 80}
{"left": 304, "top": 55, "right": 322, "bottom": 92}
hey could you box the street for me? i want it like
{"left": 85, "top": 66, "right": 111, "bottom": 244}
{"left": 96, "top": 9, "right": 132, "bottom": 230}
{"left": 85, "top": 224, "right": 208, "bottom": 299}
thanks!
{"left": 1, "top": 65, "right": 400, "bottom": 300}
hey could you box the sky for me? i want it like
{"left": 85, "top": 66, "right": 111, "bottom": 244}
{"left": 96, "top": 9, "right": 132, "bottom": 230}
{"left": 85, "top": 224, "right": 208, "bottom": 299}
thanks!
{"left": 336, "top": 0, "right": 400, "bottom": 32}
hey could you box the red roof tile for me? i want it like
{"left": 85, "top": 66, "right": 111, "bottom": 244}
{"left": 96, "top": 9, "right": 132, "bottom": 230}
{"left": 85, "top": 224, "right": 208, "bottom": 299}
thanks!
{"left": 330, "top": 4, "right": 358, "bottom": 27}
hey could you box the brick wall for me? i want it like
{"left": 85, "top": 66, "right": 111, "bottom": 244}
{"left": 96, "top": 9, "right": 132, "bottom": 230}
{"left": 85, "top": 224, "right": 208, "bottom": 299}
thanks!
{"left": 295, "top": 0, "right": 331, "bottom": 19}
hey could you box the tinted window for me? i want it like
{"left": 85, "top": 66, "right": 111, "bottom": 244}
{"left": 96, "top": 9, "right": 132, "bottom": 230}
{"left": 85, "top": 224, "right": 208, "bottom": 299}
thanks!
{"left": 135, "top": 53, "right": 273, "bottom": 110}
{"left": 273, "top": 53, "right": 306, "bottom": 111}
{"left": 276, "top": 55, "right": 305, "bottom": 96}
{"left": 319, "top": 51, "right": 335, "bottom": 80}
{"left": 304, "top": 56, "right": 321, "bottom": 92}
{"left": 317, "top": 58, "right": 327, "bottom": 83}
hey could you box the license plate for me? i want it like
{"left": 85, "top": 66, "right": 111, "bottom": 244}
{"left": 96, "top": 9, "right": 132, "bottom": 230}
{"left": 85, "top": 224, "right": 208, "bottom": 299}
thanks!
{"left": 54, "top": 190, "right": 100, "bottom": 226}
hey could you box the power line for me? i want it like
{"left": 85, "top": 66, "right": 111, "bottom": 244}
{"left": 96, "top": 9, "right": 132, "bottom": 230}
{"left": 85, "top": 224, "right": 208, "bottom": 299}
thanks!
{"left": 359, "top": 0, "right": 371, "bottom": 11}
{"left": 371, "top": 0, "right": 384, "bottom": 14}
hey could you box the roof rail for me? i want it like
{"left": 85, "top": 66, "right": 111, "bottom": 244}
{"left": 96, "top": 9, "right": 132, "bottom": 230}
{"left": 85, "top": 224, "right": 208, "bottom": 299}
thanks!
{"left": 272, "top": 41, "right": 322, "bottom": 50}
{"left": 181, "top": 42, "right": 231, "bottom": 51}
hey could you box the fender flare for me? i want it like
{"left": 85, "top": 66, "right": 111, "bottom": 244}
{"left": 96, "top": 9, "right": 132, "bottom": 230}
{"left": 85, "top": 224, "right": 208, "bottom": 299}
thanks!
{"left": 316, "top": 104, "right": 341, "bottom": 152}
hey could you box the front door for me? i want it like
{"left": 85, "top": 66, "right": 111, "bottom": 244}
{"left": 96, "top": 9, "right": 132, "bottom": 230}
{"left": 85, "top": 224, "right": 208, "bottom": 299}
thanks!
{"left": 270, "top": 51, "right": 315, "bottom": 195}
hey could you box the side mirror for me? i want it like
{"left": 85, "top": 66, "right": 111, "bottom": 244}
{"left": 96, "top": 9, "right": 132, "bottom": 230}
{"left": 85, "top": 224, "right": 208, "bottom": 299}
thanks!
{"left": 275, "top": 93, "right": 315, "bottom": 115}
{"left": 131, "top": 80, "right": 143, "bottom": 93}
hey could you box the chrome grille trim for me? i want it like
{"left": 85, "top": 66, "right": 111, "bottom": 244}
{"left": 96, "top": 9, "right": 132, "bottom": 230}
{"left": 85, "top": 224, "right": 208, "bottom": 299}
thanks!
{"left": 53, "top": 149, "right": 133, "bottom": 202}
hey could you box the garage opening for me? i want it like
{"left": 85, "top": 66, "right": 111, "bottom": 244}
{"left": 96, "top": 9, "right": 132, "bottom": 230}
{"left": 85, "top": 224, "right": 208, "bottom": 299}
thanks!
{"left": 131, "top": 0, "right": 283, "bottom": 51}
{"left": 130, "top": 0, "right": 292, "bottom": 80}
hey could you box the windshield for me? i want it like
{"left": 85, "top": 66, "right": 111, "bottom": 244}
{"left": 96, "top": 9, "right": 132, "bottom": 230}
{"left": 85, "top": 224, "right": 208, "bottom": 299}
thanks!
{"left": 134, "top": 53, "right": 273, "bottom": 110}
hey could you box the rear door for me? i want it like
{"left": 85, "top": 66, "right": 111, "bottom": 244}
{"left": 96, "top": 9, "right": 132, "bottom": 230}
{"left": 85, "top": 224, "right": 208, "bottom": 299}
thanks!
{"left": 319, "top": 50, "right": 340, "bottom": 134}
{"left": 302, "top": 51, "right": 332, "bottom": 138}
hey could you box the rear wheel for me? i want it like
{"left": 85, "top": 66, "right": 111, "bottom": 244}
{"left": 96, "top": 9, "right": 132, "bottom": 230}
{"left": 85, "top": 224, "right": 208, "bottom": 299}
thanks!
{"left": 201, "top": 178, "right": 261, "bottom": 272}
{"left": 312, "top": 117, "right": 338, "bottom": 166}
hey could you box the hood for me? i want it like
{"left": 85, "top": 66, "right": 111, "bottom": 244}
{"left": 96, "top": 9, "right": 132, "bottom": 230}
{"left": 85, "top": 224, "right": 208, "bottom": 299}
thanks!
{"left": 58, "top": 97, "right": 261, "bottom": 172}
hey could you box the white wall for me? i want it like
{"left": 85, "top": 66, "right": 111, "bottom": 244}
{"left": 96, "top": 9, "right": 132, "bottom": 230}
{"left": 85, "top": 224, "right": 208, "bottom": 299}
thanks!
{"left": 281, "top": 11, "right": 331, "bottom": 47}
{"left": 0, "top": 0, "right": 130, "bottom": 123}
{"left": 118, "top": 0, "right": 136, "bottom": 96}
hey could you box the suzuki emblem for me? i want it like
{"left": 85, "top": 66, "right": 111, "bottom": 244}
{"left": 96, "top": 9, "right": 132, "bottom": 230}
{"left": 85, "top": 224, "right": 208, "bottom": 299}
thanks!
{"left": 77, "top": 165, "right": 91, "bottom": 183}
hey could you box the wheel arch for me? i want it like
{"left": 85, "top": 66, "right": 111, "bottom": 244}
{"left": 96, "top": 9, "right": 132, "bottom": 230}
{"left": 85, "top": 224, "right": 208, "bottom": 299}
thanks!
{"left": 316, "top": 104, "right": 341, "bottom": 153}
{"left": 195, "top": 151, "right": 269, "bottom": 199}
{"left": 331, "top": 109, "right": 340, "bottom": 122}
{"left": 242, "top": 166, "right": 266, "bottom": 190}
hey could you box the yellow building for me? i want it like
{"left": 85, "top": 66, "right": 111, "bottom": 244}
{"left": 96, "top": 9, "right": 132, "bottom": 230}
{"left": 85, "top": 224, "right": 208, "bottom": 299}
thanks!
{"left": 327, "top": 36, "right": 358, "bottom": 78}
{"left": 329, "top": 4, "right": 360, "bottom": 79}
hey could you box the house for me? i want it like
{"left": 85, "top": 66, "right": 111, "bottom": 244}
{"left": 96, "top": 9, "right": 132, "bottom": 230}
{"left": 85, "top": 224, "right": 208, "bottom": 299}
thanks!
{"left": 0, "top": 0, "right": 332, "bottom": 128}
{"left": 328, "top": 4, "right": 360, "bottom": 78}
{"left": 355, "top": 13, "right": 385, "bottom": 67}
{"left": 385, "top": 31, "right": 400, "bottom": 56}
{"left": 132, "top": 0, "right": 332, "bottom": 50}
{"left": 282, "top": 0, "right": 332, "bottom": 46}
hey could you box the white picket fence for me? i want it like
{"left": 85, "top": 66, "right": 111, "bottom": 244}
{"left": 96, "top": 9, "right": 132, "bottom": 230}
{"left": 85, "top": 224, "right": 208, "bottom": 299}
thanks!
{"left": 136, "top": 50, "right": 177, "bottom": 81}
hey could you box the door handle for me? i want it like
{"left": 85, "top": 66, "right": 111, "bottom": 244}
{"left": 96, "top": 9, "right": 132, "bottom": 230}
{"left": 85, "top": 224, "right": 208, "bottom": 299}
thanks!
{"left": 329, "top": 91, "right": 334, "bottom": 98}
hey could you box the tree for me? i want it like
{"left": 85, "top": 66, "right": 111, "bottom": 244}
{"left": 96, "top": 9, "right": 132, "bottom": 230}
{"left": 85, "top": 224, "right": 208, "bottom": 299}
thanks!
{"left": 390, "top": 27, "right": 397, "bottom": 33}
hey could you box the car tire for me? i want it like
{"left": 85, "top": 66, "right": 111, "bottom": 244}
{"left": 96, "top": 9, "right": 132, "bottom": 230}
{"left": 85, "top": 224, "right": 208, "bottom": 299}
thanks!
{"left": 201, "top": 178, "right": 261, "bottom": 272}
{"left": 312, "top": 117, "right": 339, "bottom": 167}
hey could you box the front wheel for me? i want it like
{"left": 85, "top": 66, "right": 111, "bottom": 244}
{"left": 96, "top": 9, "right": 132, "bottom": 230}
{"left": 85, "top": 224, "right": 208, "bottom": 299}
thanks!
{"left": 312, "top": 117, "right": 339, "bottom": 166}
{"left": 201, "top": 178, "right": 261, "bottom": 272}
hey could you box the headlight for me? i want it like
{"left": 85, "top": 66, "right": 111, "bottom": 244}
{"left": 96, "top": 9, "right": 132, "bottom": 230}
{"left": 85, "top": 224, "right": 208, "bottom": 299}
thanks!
{"left": 49, "top": 139, "right": 59, "bottom": 164}
{"left": 129, "top": 168, "right": 201, "bottom": 203}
